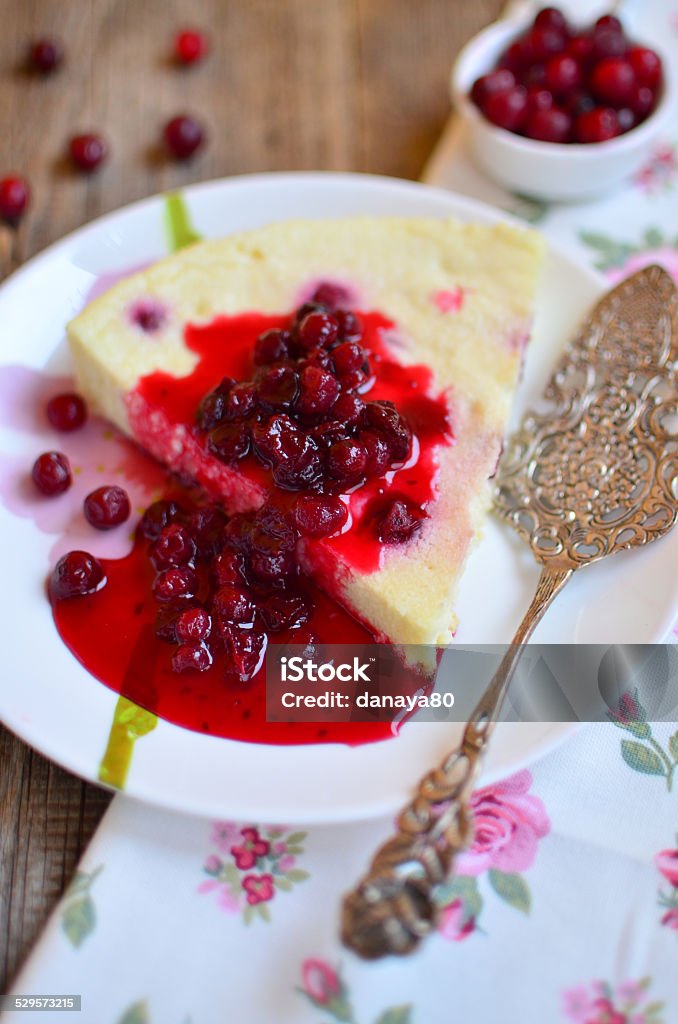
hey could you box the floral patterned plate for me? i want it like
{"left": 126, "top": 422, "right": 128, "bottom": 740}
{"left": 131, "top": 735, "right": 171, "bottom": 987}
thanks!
{"left": 1, "top": 173, "right": 675, "bottom": 823}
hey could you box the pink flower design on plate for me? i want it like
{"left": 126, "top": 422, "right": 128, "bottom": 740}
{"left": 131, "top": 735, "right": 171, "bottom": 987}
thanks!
{"left": 455, "top": 769, "right": 550, "bottom": 876}
{"left": 209, "top": 821, "right": 242, "bottom": 853}
{"left": 300, "top": 958, "right": 342, "bottom": 1005}
{"left": 660, "top": 907, "right": 678, "bottom": 930}
{"left": 438, "top": 899, "right": 475, "bottom": 941}
{"left": 242, "top": 873, "right": 274, "bottom": 905}
{"left": 655, "top": 848, "right": 678, "bottom": 887}
{"left": 231, "top": 826, "right": 270, "bottom": 870}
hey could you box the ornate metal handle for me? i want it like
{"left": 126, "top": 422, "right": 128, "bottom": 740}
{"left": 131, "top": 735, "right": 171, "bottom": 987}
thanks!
{"left": 340, "top": 565, "right": 572, "bottom": 960}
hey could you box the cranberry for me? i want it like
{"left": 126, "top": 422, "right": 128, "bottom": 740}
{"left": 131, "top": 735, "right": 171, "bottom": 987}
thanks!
{"left": 498, "top": 40, "right": 530, "bottom": 73}
{"left": 575, "top": 106, "right": 620, "bottom": 143}
{"left": 377, "top": 498, "right": 424, "bottom": 544}
{"left": 207, "top": 422, "right": 250, "bottom": 463}
{"left": 29, "top": 38, "right": 63, "bottom": 74}
{"left": 628, "top": 83, "right": 655, "bottom": 119}
{"left": 51, "top": 550, "right": 106, "bottom": 599}
{"left": 153, "top": 566, "right": 198, "bottom": 602}
{"left": 252, "top": 414, "right": 295, "bottom": 465}
{"left": 186, "top": 505, "right": 227, "bottom": 559}
{"left": 544, "top": 53, "right": 581, "bottom": 94}
{"left": 248, "top": 543, "right": 296, "bottom": 588}
{"left": 521, "top": 63, "right": 547, "bottom": 89}
{"left": 150, "top": 523, "right": 196, "bottom": 569}
{"left": 139, "top": 499, "right": 181, "bottom": 541}
{"left": 172, "top": 641, "right": 213, "bottom": 673}
{"left": 130, "top": 299, "right": 166, "bottom": 333}
{"left": 525, "top": 106, "right": 572, "bottom": 143}
{"left": 173, "top": 28, "right": 208, "bottom": 65}
{"left": 299, "top": 347, "right": 332, "bottom": 371}
{"left": 628, "top": 46, "right": 662, "bottom": 89}
{"left": 335, "top": 309, "right": 362, "bottom": 341}
{"left": 565, "top": 91, "right": 596, "bottom": 117}
{"left": 69, "top": 134, "right": 108, "bottom": 173}
{"left": 83, "top": 486, "right": 130, "bottom": 530}
{"left": 365, "top": 401, "right": 411, "bottom": 461}
{"left": 224, "top": 382, "right": 258, "bottom": 420}
{"left": 295, "top": 366, "right": 340, "bottom": 418}
{"left": 327, "top": 439, "right": 367, "bottom": 489}
{"left": 310, "top": 282, "right": 351, "bottom": 309}
{"left": 591, "top": 26, "right": 627, "bottom": 61}
{"left": 31, "top": 451, "right": 71, "bottom": 496}
{"left": 254, "top": 328, "right": 291, "bottom": 366}
{"left": 567, "top": 34, "right": 594, "bottom": 66}
{"left": 257, "top": 366, "right": 299, "bottom": 410}
{"left": 0, "top": 176, "right": 30, "bottom": 225}
{"left": 591, "top": 58, "right": 636, "bottom": 107}
{"left": 211, "top": 550, "right": 245, "bottom": 586}
{"left": 296, "top": 311, "right": 339, "bottom": 351}
{"left": 293, "top": 494, "right": 348, "bottom": 538}
{"left": 360, "top": 429, "right": 392, "bottom": 476}
{"left": 595, "top": 14, "right": 623, "bottom": 34}
{"left": 271, "top": 432, "right": 321, "bottom": 490}
{"left": 533, "top": 7, "right": 569, "bottom": 34}
{"left": 526, "top": 87, "right": 554, "bottom": 115}
{"left": 471, "top": 69, "right": 516, "bottom": 109}
{"left": 483, "top": 85, "right": 529, "bottom": 132}
{"left": 260, "top": 593, "right": 310, "bottom": 632}
{"left": 46, "top": 392, "right": 87, "bottom": 432}
{"left": 331, "top": 392, "right": 366, "bottom": 428}
{"left": 332, "top": 341, "right": 366, "bottom": 376}
{"left": 196, "top": 379, "right": 234, "bottom": 431}
{"left": 293, "top": 301, "right": 326, "bottom": 324}
{"left": 220, "top": 624, "right": 267, "bottom": 683}
{"left": 212, "top": 584, "right": 256, "bottom": 626}
{"left": 525, "top": 26, "right": 566, "bottom": 62}
{"left": 163, "top": 115, "right": 205, "bottom": 160}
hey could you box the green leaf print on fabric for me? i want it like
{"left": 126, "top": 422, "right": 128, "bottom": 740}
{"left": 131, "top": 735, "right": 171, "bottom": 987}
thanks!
{"left": 298, "top": 959, "right": 412, "bottom": 1024}
{"left": 488, "top": 869, "right": 531, "bottom": 914}
{"left": 115, "top": 1001, "right": 149, "bottom": 1024}
{"left": 621, "top": 740, "right": 665, "bottom": 776}
{"left": 61, "top": 866, "right": 103, "bottom": 949}
{"left": 608, "top": 692, "right": 677, "bottom": 791}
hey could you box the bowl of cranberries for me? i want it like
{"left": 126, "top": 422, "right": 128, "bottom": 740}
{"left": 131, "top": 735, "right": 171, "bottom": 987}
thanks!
{"left": 451, "top": 6, "right": 670, "bottom": 201}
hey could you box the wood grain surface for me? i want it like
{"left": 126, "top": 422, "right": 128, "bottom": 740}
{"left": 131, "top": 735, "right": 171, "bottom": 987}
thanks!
{"left": 0, "top": 0, "right": 504, "bottom": 991}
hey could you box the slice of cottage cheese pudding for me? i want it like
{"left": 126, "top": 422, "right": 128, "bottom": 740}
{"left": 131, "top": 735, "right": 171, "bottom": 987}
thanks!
{"left": 67, "top": 217, "right": 544, "bottom": 648}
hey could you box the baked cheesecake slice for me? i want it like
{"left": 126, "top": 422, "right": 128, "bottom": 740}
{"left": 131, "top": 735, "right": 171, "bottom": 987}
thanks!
{"left": 68, "top": 216, "right": 544, "bottom": 648}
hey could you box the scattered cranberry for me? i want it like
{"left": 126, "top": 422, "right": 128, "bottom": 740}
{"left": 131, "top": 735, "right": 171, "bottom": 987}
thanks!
{"left": 172, "top": 641, "right": 213, "bottom": 673}
{"left": 153, "top": 566, "right": 198, "bottom": 602}
{"left": 139, "top": 499, "right": 182, "bottom": 541}
{"left": 212, "top": 584, "right": 256, "bottom": 626}
{"left": 335, "top": 309, "right": 362, "bottom": 341}
{"left": 293, "top": 495, "right": 348, "bottom": 538}
{"left": 260, "top": 593, "right": 309, "bottom": 632}
{"left": 130, "top": 299, "right": 166, "bottom": 333}
{"left": 46, "top": 392, "right": 87, "bottom": 432}
{"left": 332, "top": 392, "right": 366, "bottom": 428}
{"left": 196, "top": 381, "right": 232, "bottom": 430}
{"left": 257, "top": 366, "right": 299, "bottom": 410}
{"left": 207, "top": 422, "right": 250, "bottom": 463}
{"left": 211, "top": 550, "right": 245, "bottom": 586}
{"left": 31, "top": 451, "right": 71, "bottom": 496}
{"left": 0, "top": 176, "right": 30, "bottom": 226}
{"left": 51, "top": 550, "right": 106, "bottom": 599}
{"left": 84, "top": 485, "right": 131, "bottom": 530}
{"left": 187, "top": 505, "right": 227, "bottom": 559}
{"left": 310, "top": 281, "right": 352, "bottom": 309}
{"left": 575, "top": 106, "right": 620, "bottom": 143}
{"left": 150, "top": 524, "right": 196, "bottom": 569}
{"left": 220, "top": 625, "right": 267, "bottom": 683}
{"left": 163, "top": 114, "right": 205, "bottom": 160}
{"left": 175, "top": 606, "right": 211, "bottom": 642}
{"left": 173, "top": 28, "right": 208, "bottom": 66}
{"left": 29, "top": 38, "right": 63, "bottom": 74}
{"left": 295, "top": 366, "right": 340, "bottom": 418}
{"left": 224, "top": 382, "right": 258, "bottom": 420}
{"left": 254, "top": 328, "right": 290, "bottom": 366}
{"left": 326, "top": 439, "right": 368, "bottom": 489}
{"left": 365, "top": 401, "right": 412, "bottom": 461}
{"left": 377, "top": 498, "right": 425, "bottom": 544}
{"left": 69, "top": 133, "right": 108, "bottom": 173}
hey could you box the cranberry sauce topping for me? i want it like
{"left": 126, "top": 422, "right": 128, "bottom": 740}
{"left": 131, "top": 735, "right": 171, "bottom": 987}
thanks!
{"left": 129, "top": 300, "right": 452, "bottom": 574}
{"left": 51, "top": 489, "right": 406, "bottom": 746}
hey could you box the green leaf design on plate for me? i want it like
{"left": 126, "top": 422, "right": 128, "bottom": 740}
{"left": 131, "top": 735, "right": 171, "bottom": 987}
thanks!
{"left": 286, "top": 831, "right": 307, "bottom": 845}
{"left": 488, "top": 870, "right": 531, "bottom": 914}
{"left": 375, "top": 1006, "right": 413, "bottom": 1024}
{"left": 285, "top": 868, "right": 310, "bottom": 883}
{"left": 116, "top": 1000, "right": 149, "bottom": 1024}
{"left": 256, "top": 902, "right": 271, "bottom": 922}
{"left": 61, "top": 895, "right": 95, "bottom": 948}
{"left": 668, "top": 731, "right": 678, "bottom": 762}
{"left": 243, "top": 904, "right": 254, "bottom": 925}
{"left": 98, "top": 696, "right": 157, "bottom": 790}
{"left": 164, "top": 193, "right": 202, "bottom": 253}
{"left": 275, "top": 876, "right": 293, "bottom": 892}
{"left": 620, "top": 740, "right": 665, "bottom": 777}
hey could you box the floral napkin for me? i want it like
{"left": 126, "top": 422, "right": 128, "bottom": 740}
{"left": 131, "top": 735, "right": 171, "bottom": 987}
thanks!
{"left": 4, "top": 2, "right": 678, "bottom": 1022}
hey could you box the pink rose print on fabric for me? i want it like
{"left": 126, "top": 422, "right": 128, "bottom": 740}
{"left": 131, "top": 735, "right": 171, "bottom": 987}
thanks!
{"left": 456, "top": 768, "right": 550, "bottom": 876}
{"left": 633, "top": 143, "right": 678, "bottom": 196}
{"left": 561, "top": 976, "right": 665, "bottom": 1023}
{"left": 198, "top": 823, "right": 309, "bottom": 924}
{"left": 298, "top": 958, "right": 412, "bottom": 1023}
{"left": 435, "top": 770, "right": 549, "bottom": 941}
{"left": 579, "top": 227, "right": 678, "bottom": 286}
{"left": 656, "top": 841, "right": 678, "bottom": 934}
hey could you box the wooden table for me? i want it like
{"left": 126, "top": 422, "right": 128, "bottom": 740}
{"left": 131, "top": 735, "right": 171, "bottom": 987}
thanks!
{"left": 0, "top": 0, "right": 503, "bottom": 990}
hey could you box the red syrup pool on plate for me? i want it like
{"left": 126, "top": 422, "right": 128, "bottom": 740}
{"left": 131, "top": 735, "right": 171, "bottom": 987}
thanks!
{"left": 50, "top": 302, "right": 451, "bottom": 746}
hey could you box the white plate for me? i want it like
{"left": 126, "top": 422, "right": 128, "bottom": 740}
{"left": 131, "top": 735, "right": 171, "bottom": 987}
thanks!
{"left": 1, "top": 173, "right": 676, "bottom": 825}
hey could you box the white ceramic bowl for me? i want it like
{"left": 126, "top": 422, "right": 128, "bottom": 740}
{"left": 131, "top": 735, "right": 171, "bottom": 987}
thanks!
{"left": 451, "top": 13, "right": 672, "bottom": 202}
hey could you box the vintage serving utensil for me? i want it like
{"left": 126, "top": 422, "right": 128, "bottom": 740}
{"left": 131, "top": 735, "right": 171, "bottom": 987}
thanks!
{"left": 341, "top": 264, "right": 678, "bottom": 960}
